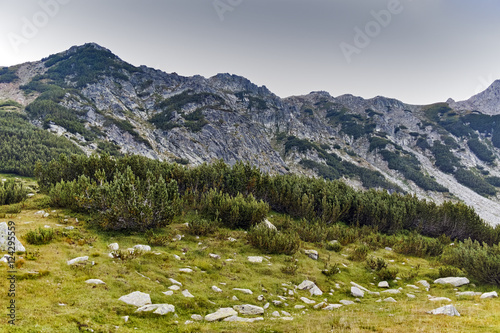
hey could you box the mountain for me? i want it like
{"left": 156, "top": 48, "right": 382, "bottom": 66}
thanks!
{"left": 1, "top": 43, "right": 500, "bottom": 225}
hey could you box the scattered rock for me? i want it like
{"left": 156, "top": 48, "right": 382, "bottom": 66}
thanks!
{"left": 185, "top": 320, "right": 194, "bottom": 325}
{"left": 384, "top": 297, "right": 397, "bottom": 302}
{"left": 85, "top": 279, "right": 105, "bottom": 285}
{"left": 133, "top": 244, "right": 151, "bottom": 252}
{"left": 65, "top": 226, "right": 75, "bottom": 230}
{"left": 298, "top": 280, "right": 323, "bottom": 296}
{"left": 271, "top": 311, "right": 280, "bottom": 317}
{"left": 300, "top": 297, "right": 316, "bottom": 304}
{"left": 304, "top": 249, "right": 318, "bottom": 260}
{"left": 107, "top": 243, "right": 119, "bottom": 251}
{"left": 428, "top": 304, "right": 460, "bottom": 316}
{"left": 224, "top": 315, "right": 263, "bottom": 322}
{"left": 350, "top": 282, "right": 370, "bottom": 292}
{"left": 179, "top": 268, "right": 193, "bottom": 273}
{"left": 119, "top": 291, "right": 151, "bottom": 307}
{"left": 67, "top": 256, "right": 89, "bottom": 265}
{"left": 417, "top": 280, "right": 431, "bottom": 290}
{"left": 0, "top": 222, "right": 26, "bottom": 252}
{"left": 272, "top": 300, "right": 282, "bottom": 306}
{"left": 351, "top": 287, "right": 364, "bottom": 298}
{"left": 182, "top": 290, "right": 194, "bottom": 298}
{"left": 257, "top": 295, "right": 264, "bottom": 301}
{"left": 294, "top": 305, "right": 305, "bottom": 309}
{"left": 456, "top": 291, "right": 481, "bottom": 297}
{"left": 205, "top": 308, "right": 238, "bottom": 322}
{"left": 434, "top": 277, "right": 469, "bottom": 287}
{"left": 323, "top": 304, "right": 343, "bottom": 310}
{"left": 406, "top": 284, "right": 419, "bottom": 290}
{"left": 233, "top": 304, "right": 264, "bottom": 315}
{"left": 232, "top": 296, "right": 239, "bottom": 301}
{"left": 212, "top": 285, "right": 223, "bottom": 293}
{"left": 191, "top": 314, "right": 203, "bottom": 321}
{"left": 248, "top": 256, "right": 263, "bottom": 263}
{"left": 261, "top": 219, "right": 277, "bottom": 231}
{"left": 209, "top": 253, "right": 221, "bottom": 260}
{"left": 428, "top": 296, "right": 451, "bottom": 302}
{"left": 228, "top": 237, "right": 237, "bottom": 242}
{"left": 381, "top": 289, "right": 400, "bottom": 294}
{"left": 163, "top": 291, "right": 174, "bottom": 296}
{"left": 407, "top": 293, "right": 416, "bottom": 299}
{"left": 263, "top": 303, "right": 270, "bottom": 309}
{"left": 122, "top": 316, "right": 129, "bottom": 323}
{"left": 480, "top": 291, "right": 498, "bottom": 299}
{"left": 281, "top": 311, "right": 291, "bottom": 316}
{"left": 173, "top": 254, "right": 181, "bottom": 260}
{"left": 378, "top": 281, "right": 389, "bottom": 288}
{"left": 385, "top": 247, "right": 393, "bottom": 251}
{"left": 233, "top": 288, "right": 253, "bottom": 295}
{"left": 169, "top": 278, "right": 182, "bottom": 286}
{"left": 313, "top": 302, "right": 326, "bottom": 309}
{"left": 169, "top": 285, "right": 181, "bottom": 291}
{"left": 339, "top": 300, "right": 355, "bottom": 305}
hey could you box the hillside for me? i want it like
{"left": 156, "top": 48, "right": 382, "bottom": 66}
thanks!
{"left": 1, "top": 43, "right": 500, "bottom": 225}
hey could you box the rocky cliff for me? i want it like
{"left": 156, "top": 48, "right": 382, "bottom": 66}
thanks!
{"left": 1, "top": 43, "right": 499, "bottom": 225}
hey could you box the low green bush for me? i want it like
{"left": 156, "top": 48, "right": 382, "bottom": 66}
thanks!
{"left": 25, "top": 227, "right": 55, "bottom": 245}
{"left": 393, "top": 232, "right": 444, "bottom": 257}
{"left": 366, "top": 256, "right": 388, "bottom": 271}
{"left": 247, "top": 225, "right": 300, "bottom": 255}
{"left": 187, "top": 217, "right": 220, "bottom": 236}
{"left": 349, "top": 244, "right": 370, "bottom": 261}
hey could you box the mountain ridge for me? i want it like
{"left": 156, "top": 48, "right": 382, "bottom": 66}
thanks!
{"left": 1, "top": 43, "right": 500, "bottom": 225}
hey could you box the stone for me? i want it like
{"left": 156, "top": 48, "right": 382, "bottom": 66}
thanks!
{"left": 407, "top": 293, "right": 416, "bottom": 299}
{"left": 350, "top": 282, "right": 370, "bottom": 292}
{"left": 304, "top": 249, "right": 318, "bottom": 260}
{"left": 228, "top": 237, "right": 237, "bottom": 242}
{"left": 248, "top": 256, "right": 263, "bottom": 263}
{"left": 133, "top": 244, "right": 151, "bottom": 252}
{"left": 169, "top": 278, "right": 182, "bottom": 286}
{"left": 271, "top": 311, "right": 280, "bottom": 317}
{"left": 281, "top": 311, "right": 291, "bottom": 316}
{"left": 65, "top": 226, "right": 75, "bottom": 230}
{"left": 381, "top": 289, "right": 400, "bottom": 294}
{"left": 294, "top": 305, "right": 305, "bottom": 309}
{"left": 0, "top": 222, "right": 25, "bottom": 252}
{"left": 233, "top": 288, "right": 253, "bottom": 295}
{"left": 205, "top": 308, "right": 238, "bottom": 322}
{"left": 85, "top": 279, "right": 105, "bottom": 285}
{"left": 263, "top": 303, "right": 270, "bottom": 309}
{"left": 313, "top": 302, "right": 326, "bottom": 309}
{"left": 385, "top": 247, "right": 393, "bottom": 251}
{"left": 257, "top": 295, "right": 264, "bottom": 301}
{"left": 351, "top": 286, "right": 364, "bottom": 298}
{"left": 280, "top": 317, "right": 294, "bottom": 321}
{"left": 272, "top": 300, "right": 282, "bottom": 306}
{"left": 298, "top": 280, "right": 315, "bottom": 290}
{"left": 417, "top": 280, "right": 431, "bottom": 290}
{"left": 232, "top": 296, "right": 239, "bottom": 301}
{"left": 384, "top": 297, "right": 397, "bottom": 303}
{"left": 153, "top": 304, "right": 175, "bottom": 315}
{"left": 191, "top": 314, "right": 203, "bottom": 321}
{"left": 179, "top": 268, "right": 193, "bottom": 273}
{"left": 119, "top": 291, "right": 151, "bottom": 307}
{"left": 406, "top": 284, "right": 419, "bottom": 290}
{"left": 185, "top": 320, "right": 194, "bottom": 325}
{"left": 300, "top": 297, "right": 316, "bottom": 304}
{"left": 428, "top": 304, "right": 460, "bottom": 316}
{"left": 339, "top": 300, "right": 355, "bottom": 305}
{"left": 209, "top": 253, "right": 220, "bottom": 259}
{"left": 456, "top": 291, "right": 481, "bottom": 297}
{"left": 212, "top": 285, "right": 223, "bottom": 293}
{"left": 429, "top": 296, "right": 451, "bottom": 302}
{"left": 182, "top": 290, "right": 194, "bottom": 298}
{"left": 169, "top": 285, "right": 181, "bottom": 291}
{"left": 480, "top": 291, "right": 498, "bottom": 299}
{"left": 173, "top": 254, "right": 181, "bottom": 260}
{"left": 67, "top": 256, "right": 89, "bottom": 265}
{"left": 378, "top": 281, "right": 389, "bottom": 288}
{"left": 434, "top": 277, "right": 469, "bottom": 287}
{"left": 43, "top": 213, "right": 49, "bottom": 218}
{"left": 262, "top": 219, "right": 277, "bottom": 231}
{"left": 163, "top": 291, "right": 174, "bottom": 296}
{"left": 108, "top": 243, "right": 119, "bottom": 251}
{"left": 224, "top": 316, "right": 263, "bottom": 322}
{"left": 233, "top": 304, "right": 264, "bottom": 315}
{"left": 323, "top": 304, "right": 343, "bottom": 310}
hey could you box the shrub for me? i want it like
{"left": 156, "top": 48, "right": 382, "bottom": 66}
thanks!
{"left": 0, "top": 180, "right": 28, "bottom": 205}
{"left": 326, "top": 241, "right": 343, "bottom": 252}
{"left": 393, "top": 232, "right": 444, "bottom": 257}
{"left": 376, "top": 268, "right": 399, "bottom": 280}
{"left": 187, "top": 217, "right": 220, "bottom": 236}
{"left": 295, "top": 219, "right": 328, "bottom": 243}
{"left": 198, "top": 190, "right": 269, "bottom": 230}
{"left": 366, "top": 257, "right": 388, "bottom": 271}
{"left": 441, "top": 239, "right": 500, "bottom": 285}
{"left": 348, "top": 244, "right": 370, "bottom": 261}
{"left": 145, "top": 229, "right": 169, "bottom": 246}
{"left": 280, "top": 256, "right": 299, "bottom": 275}
{"left": 25, "top": 227, "right": 55, "bottom": 245}
{"left": 248, "top": 225, "right": 300, "bottom": 255}
{"left": 438, "top": 266, "right": 463, "bottom": 278}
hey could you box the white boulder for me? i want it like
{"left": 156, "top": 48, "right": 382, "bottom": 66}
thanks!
{"left": 434, "top": 277, "right": 469, "bottom": 287}
{"left": 205, "top": 308, "right": 238, "bottom": 322}
{"left": 233, "top": 304, "right": 264, "bottom": 315}
{"left": 119, "top": 291, "right": 151, "bottom": 307}
{"left": 427, "top": 304, "right": 460, "bottom": 316}
{"left": 0, "top": 222, "right": 25, "bottom": 252}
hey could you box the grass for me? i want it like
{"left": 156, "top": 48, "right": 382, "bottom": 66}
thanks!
{"left": 0, "top": 177, "right": 499, "bottom": 332}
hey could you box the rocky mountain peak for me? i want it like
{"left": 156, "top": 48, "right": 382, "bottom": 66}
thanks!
{"left": 448, "top": 80, "right": 500, "bottom": 115}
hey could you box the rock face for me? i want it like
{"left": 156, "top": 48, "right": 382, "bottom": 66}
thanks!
{"left": 5, "top": 43, "right": 500, "bottom": 226}
{"left": 0, "top": 222, "right": 25, "bottom": 252}
{"left": 434, "top": 277, "right": 470, "bottom": 287}
{"left": 119, "top": 291, "right": 151, "bottom": 307}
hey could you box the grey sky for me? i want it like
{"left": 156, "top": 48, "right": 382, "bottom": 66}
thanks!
{"left": 1, "top": 0, "right": 499, "bottom": 104}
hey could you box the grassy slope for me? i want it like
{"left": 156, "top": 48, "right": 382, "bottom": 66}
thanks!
{"left": 0, "top": 176, "right": 499, "bottom": 332}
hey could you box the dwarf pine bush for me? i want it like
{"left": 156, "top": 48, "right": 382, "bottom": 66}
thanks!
{"left": 248, "top": 225, "right": 300, "bottom": 255}
{"left": 25, "top": 227, "right": 55, "bottom": 245}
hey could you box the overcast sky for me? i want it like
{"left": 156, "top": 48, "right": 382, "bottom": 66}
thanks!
{"left": 1, "top": 0, "right": 500, "bottom": 104}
